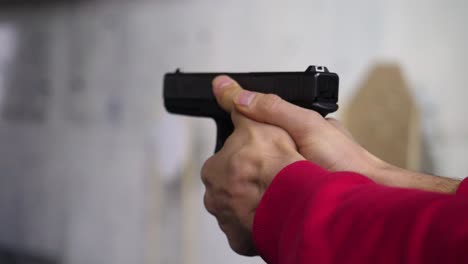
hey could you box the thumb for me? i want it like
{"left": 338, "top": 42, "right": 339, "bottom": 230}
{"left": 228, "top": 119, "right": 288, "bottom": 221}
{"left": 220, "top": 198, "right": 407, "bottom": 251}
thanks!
{"left": 233, "top": 90, "right": 327, "bottom": 140}
{"left": 211, "top": 75, "right": 259, "bottom": 129}
{"left": 212, "top": 75, "right": 243, "bottom": 113}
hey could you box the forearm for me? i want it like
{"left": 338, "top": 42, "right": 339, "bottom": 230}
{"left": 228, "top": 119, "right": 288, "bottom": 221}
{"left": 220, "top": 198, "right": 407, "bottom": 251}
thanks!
{"left": 367, "top": 162, "right": 461, "bottom": 194}
{"left": 253, "top": 161, "right": 468, "bottom": 264}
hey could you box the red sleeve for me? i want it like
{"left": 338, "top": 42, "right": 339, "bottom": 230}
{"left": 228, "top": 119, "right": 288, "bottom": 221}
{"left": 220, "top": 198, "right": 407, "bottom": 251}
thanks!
{"left": 252, "top": 161, "right": 468, "bottom": 264}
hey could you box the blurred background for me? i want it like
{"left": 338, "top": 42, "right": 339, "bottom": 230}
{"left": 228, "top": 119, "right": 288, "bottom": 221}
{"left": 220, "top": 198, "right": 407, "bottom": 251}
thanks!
{"left": 0, "top": 0, "right": 467, "bottom": 263}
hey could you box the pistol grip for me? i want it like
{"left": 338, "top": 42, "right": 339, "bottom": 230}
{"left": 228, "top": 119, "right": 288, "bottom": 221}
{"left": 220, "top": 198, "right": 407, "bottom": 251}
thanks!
{"left": 215, "top": 119, "right": 234, "bottom": 153}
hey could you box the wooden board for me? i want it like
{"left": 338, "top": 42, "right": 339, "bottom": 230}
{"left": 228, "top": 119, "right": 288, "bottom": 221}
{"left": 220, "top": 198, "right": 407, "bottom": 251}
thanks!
{"left": 342, "top": 64, "right": 421, "bottom": 171}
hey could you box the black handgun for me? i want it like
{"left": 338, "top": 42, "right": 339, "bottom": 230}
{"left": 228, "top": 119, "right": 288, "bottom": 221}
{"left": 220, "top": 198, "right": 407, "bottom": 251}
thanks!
{"left": 163, "top": 65, "right": 339, "bottom": 152}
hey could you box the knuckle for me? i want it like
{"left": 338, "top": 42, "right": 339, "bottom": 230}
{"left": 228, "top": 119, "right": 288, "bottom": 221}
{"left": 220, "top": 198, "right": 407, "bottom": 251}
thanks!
{"left": 226, "top": 154, "right": 242, "bottom": 179}
{"left": 228, "top": 149, "right": 254, "bottom": 177}
{"left": 259, "top": 94, "right": 282, "bottom": 115}
{"left": 201, "top": 156, "right": 215, "bottom": 187}
{"left": 203, "top": 192, "right": 217, "bottom": 215}
{"left": 226, "top": 151, "right": 258, "bottom": 192}
{"left": 229, "top": 181, "right": 250, "bottom": 202}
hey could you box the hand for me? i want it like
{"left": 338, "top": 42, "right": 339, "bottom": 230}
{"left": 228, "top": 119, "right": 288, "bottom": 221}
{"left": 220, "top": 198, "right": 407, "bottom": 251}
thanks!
{"left": 201, "top": 77, "right": 304, "bottom": 256}
{"left": 212, "top": 75, "right": 384, "bottom": 180}
{"left": 213, "top": 75, "right": 461, "bottom": 193}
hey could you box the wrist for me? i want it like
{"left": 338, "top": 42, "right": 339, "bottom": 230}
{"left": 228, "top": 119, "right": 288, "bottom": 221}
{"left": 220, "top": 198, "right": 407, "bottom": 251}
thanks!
{"left": 366, "top": 161, "right": 461, "bottom": 194}
{"left": 261, "top": 149, "right": 305, "bottom": 190}
{"left": 354, "top": 150, "right": 391, "bottom": 185}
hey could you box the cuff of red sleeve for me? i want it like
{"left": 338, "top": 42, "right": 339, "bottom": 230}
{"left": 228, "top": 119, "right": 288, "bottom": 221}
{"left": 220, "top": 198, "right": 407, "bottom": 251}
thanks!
{"left": 252, "top": 160, "right": 331, "bottom": 264}
{"left": 456, "top": 178, "right": 468, "bottom": 195}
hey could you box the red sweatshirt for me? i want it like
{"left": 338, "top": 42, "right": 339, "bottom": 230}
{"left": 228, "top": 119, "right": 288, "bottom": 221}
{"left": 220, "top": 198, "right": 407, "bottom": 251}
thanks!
{"left": 252, "top": 161, "right": 468, "bottom": 264}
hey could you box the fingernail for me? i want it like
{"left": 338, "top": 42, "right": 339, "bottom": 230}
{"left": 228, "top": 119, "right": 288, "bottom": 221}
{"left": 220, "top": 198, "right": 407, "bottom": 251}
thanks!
{"left": 236, "top": 90, "right": 255, "bottom": 106}
{"left": 213, "top": 75, "right": 234, "bottom": 95}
